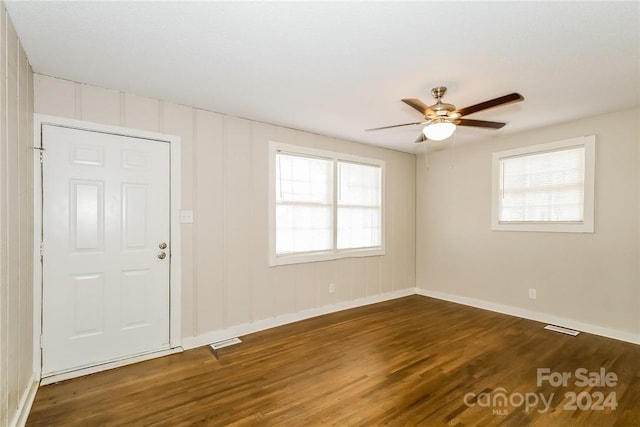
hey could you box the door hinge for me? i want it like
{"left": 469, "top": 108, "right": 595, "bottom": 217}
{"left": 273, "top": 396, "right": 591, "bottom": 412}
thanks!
{"left": 40, "top": 335, "right": 44, "bottom": 348}
{"left": 39, "top": 242, "right": 44, "bottom": 260}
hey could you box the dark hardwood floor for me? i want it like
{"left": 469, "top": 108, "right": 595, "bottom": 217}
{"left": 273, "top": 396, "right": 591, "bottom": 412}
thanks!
{"left": 27, "top": 295, "right": 640, "bottom": 426}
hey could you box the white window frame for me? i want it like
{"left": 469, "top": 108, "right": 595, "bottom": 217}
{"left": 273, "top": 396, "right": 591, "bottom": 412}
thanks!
{"left": 491, "top": 135, "right": 595, "bottom": 233}
{"left": 269, "top": 141, "right": 385, "bottom": 266}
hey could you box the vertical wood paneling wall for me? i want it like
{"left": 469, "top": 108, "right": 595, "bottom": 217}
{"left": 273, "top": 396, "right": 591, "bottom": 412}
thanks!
{"left": 33, "top": 74, "right": 416, "bottom": 343}
{"left": 0, "top": 3, "right": 34, "bottom": 426}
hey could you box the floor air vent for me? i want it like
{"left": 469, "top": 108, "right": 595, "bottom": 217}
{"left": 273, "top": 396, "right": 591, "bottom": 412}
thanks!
{"left": 210, "top": 337, "right": 242, "bottom": 350}
{"left": 544, "top": 325, "right": 580, "bottom": 336}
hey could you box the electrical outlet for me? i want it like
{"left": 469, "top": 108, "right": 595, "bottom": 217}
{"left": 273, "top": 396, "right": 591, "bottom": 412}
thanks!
{"left": 528, "top": 288, "right": 537, "bottom": 299}
{"left": 329, "top": 283, "right": 335, "bottom": 294}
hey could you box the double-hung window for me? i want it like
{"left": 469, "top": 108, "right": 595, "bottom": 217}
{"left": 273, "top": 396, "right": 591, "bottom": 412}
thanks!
{"left": 270, "top": 142, "right": 384, "bottom": 266}
{"left": 491, "top": 135, "right": 595, "bottom": 232}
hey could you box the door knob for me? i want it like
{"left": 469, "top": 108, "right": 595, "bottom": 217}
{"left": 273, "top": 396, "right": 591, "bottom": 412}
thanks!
{"left": 158, "top": 251, "right": 166, "bottom": 260}
{"left": 159, "top": 242, "right": 167, "bottom": 249}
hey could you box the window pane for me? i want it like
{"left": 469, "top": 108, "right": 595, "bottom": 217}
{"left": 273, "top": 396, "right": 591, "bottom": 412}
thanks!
{"left": 276, "top": 205, "right": 332, "bottom": 254}
{"left": 500, "top": 147, "right": 585, "bottom": 222}
{"left": 338, "top": 162, "right": 381, "bottom": 206}
{"left": 337, "top": 207, "right": 381, "bottom": 249}
{"left": 276, "top": 153, "right": 332, "bottom": 203}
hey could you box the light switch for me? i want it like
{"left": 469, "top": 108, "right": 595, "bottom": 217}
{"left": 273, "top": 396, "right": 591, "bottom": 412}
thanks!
{"left": 179, "top": 210, "right": 194, "bottom": 224}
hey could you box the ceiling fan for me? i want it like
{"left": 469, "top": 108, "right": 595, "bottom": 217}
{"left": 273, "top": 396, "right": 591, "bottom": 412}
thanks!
{"left": 366, "top": 87, "right": 524, "bottom": 142}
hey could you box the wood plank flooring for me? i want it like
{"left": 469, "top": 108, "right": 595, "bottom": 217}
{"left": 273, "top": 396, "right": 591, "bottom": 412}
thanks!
{"left": 27, "top": 295, "right": 640, "bottom": 426}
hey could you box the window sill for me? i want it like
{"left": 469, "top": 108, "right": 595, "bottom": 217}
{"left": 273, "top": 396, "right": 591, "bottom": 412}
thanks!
{"left": 491, "top": 221, "right": 594, "bottom": 233}
{"left": 269, "top": 247, "right": 384, "bottom": 266}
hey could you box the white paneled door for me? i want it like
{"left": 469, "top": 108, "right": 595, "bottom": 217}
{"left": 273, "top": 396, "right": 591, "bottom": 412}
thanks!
{"left": 41, "top": 125, "right": 171, "bottom": 375}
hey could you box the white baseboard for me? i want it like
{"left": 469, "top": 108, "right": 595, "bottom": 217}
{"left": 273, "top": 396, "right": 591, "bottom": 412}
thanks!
{"left": 416, "top": 288, "right": 640, "bottom": 345}
{"left": 182, "top": 288, "right": 416, "bottom": 350}
{"left": 9, "top": 373, "right": 38, "bottom": 427}
{"left": 40, "top": 347, "right": 183, "bottom": 386}
{"left": 184, "top": 287, "right": 640, "bottom": 349}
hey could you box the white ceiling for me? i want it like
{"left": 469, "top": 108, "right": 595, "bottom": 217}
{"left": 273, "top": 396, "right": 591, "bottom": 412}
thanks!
{"left": 5, "top": 1, "right": 640, "bottom": 153}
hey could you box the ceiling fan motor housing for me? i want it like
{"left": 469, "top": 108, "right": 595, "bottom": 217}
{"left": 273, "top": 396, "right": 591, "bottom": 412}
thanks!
{"left": 428, "top": 87, "right": 456, "bottom": 118}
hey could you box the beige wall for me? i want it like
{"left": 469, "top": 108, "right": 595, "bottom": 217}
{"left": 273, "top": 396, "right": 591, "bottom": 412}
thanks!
{"left": 33, "top": 74, "right": 416, "bottom": 342}
{"left": 0, "top": 2, "right": 35, "bottom": 426}
{"left": 416, "top": 108, "right": 640, "bottom": 337}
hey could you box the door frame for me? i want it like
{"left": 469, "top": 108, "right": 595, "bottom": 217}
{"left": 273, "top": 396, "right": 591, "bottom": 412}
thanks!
{"left": 32, "top": 114, "right": 183, "bottom": 380}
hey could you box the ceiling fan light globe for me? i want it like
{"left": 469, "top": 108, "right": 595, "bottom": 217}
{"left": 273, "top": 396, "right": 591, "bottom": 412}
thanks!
{"left": 423, "top": 122, "right": 456, "bottom": 141}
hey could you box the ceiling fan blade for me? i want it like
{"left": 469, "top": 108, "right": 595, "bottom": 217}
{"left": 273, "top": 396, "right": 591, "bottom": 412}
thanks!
{"left": 401, "top": 98, "right": 433, "bottom": 116}
{"left": 455, "top": 93, "right": 524, "bottom": 117}
{"left": 365, "top": 120, "right": 427, "bottom": 131}
{"left": 414, "top": 133, "right": 427, "bottom": 143}
{"left": 456, "top": 118, "right": 506, "bottom": 129}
